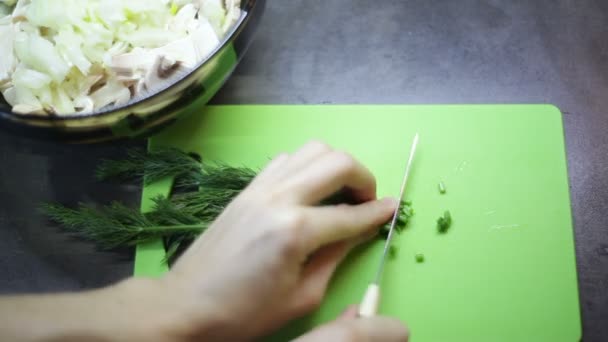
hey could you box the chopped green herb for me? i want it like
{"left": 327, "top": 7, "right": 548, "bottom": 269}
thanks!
{"left": 379, "top": 200, "right": 414, "bottom": 238}
{"left": 437, "top": 210, "right": 452, "bottom": 233}
{"left": 438, "top": 181, "right": 446, "bottom": 194}
{"left": 389, "top": 245, "right": 399, "bottom": 259}
{"left": 415, "top": 253, "right": 425, "bottom": 263}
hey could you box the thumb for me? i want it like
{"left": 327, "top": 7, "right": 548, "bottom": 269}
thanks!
{"left": 293, "top": 315, "right": 409, "bottom": 342}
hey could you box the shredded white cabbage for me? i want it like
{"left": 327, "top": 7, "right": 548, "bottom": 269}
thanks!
{"left": 0, "top": 0, "right": 16, "bottom": 8}
{"left": 0, "top": 0, "right": 241, "bottom": 115}
{"left": 0, "top": 5, "right": 10, "bottom": 17}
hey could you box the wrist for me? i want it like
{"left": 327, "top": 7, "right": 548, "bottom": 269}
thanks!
{"left": 153, "top": 276, "right": 242, "bottom": 341}
{"left": 0, "top": 278, "right": 191, "bottom": 342}
{"left": 110, "top": 277, "right": 225, "bottom": 342}
{"left": 108, "top": 278, "right": 176, "bottom": 341}
{"left": 72, "top": 278, "right": 180, "bottom": 342}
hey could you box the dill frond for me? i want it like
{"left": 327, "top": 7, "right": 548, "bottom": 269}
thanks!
{"left": 47, "top": 147, "right": 414, "bottom": 261}
{"left": 41, "top": 201, "right": 204, "bottom": 249}
{"left": 177, "top": 163, "right": 257, "bottom": 190}
{"left": 96, "top": 147, "right": 202, "bottom": 185}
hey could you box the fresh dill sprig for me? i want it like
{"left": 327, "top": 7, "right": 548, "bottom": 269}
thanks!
{"left": 96, "top": 147, "right": 202, "bottom": 185}
{"left": 169, "top": 189, "right": 240, "bottom": 219}
{"left": 43, "top": 192, "right": 411, "bottom": 255}
{"left": 96, "top": 147, "right": 259, "bottom": 191}
{"left": 177, "top": 163, "right": 257, "bottom": 190}
{"left": 46, "top": 148, "right": 414, "bottom": 262}
{"left": 146, "top": 196, "right": 208, "bottom": 226}
{"left": 41, "top": 200, "right": 205, "bottom": 250}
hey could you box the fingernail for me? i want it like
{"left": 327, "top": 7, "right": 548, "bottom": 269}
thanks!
{"left": 339, "top": 305, "right": 359, "bottom": 319}
{"left": 381, "top": 197, "right": 399, "bottom": 209}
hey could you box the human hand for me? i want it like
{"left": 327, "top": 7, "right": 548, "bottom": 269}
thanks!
{"left": 293, "top": 306, "right": 409, "bottom": 342}
{"left": 161, "top": 141, "right": 403, "bottom": 340}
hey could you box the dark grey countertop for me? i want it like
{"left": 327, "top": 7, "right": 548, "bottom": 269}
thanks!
{"left": 1, "top": 1, "right": 607, "bottom": 340}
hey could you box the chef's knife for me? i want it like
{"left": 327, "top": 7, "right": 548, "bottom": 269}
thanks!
{"left": 358, "top": 133, "right": 419, "bottom": 317}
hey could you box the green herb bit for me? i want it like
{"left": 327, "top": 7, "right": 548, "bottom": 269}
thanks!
{"left": 415, "top": 253, "right": 425, "bottom": 263}
{"left": 437, "top": 210, "right": 452, "bottom": 233}
{"left": 438, "top": 181, "right": 446, "bottom": 194}
{"left": 379, "top": 200, "right": 414, "bottom": 239}
{"left": 389, "top": 245, "right": 399, "bottom": 259}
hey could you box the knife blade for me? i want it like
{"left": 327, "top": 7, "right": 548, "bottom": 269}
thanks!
{"left": 358, "top": 133, "right": 419, "bottom": 317}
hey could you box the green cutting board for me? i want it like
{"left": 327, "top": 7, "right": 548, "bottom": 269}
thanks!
{"left": 136, "top": 105, "right": 581, "bottom": 341}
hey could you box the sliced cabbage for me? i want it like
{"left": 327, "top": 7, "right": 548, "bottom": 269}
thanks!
{"left": 1, "top": 0, "right": 242, "bottom": 115}
{"left": 198, "top": 0, "right": 226, "bottom": 36}
{"left": 51, "top": 85, "right": 75, "bottom": 114}
{"left": 12, "top": 64, "right": 52, "bottom": 89}
{"left": 0, "top": 4, "right": 10, "bottom": 17}
{"left": 0, "top": 18, "right": 15, "bottom": 85}
{"left": 0, "top": 0, "right": 16, "bottom": 15}
{"left": 6, "top": 84, "right": 42, "bottom": 110}
{"left": 55, "top": 28, "right": 92, "bottom": 75}
{"left": 191, "top": 17, "right": 221, "bottom": 63}
{"left": 222, "top": 0, "right": 241, "bottom": 33}
{"left": 25, "top": 0, "right": 82, "bottom": 31}
{"left": 13, "top": 32, "right": 71, "bottom": 83}
{"left": 168, "top": 3, "right": 198, "bottom": 34}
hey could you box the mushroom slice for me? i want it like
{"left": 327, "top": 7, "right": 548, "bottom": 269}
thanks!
{"left": 13, "top": 103, "right": 45, "bottom": 114}
{"left": 73, "top": 96, "right": 94, "bottom": 113}
{"left": 90, "top": 78, "right": 131, "bottom": 110}
{"left": 152, "top": 36, "right": 198, "bottom": 68}
{"left": 111, "top": 50, "right": 157, "bottom": 75}
{"left": 191, "top": 16, "right": 220, "bottom": 62}
{"left": 142, "top": 55, "right": 188, "bottom": 94}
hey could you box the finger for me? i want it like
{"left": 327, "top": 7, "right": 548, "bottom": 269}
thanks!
{"left": 288, "top": 207, "right": 391, "bottom": 315}
{"left": 253, "top": 152, "right": 290, "bottom": 184}
{"left": 274, "top": 140, "right": 332, "bottom": 179}
{"left": 302, "top": 197, "right": 398, "bottom": 249}
{"left": 294, "top": 316, "right": 409, "bottom": 342}
{"left": 338, "top": 305, "right": 359, "bottom": 320}
{"left": 281, "top": 150, "right": 378, "bottom": 204}
{"left": 256, "top": 141, "right": 331, "bottom": 186}
{"left": 253, "top": 141, "right": 332, "bottom": 187}
{"left": 288, "top": 242, "right": 351, "bottom": 315}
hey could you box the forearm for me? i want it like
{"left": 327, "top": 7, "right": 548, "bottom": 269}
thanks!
{"left": 0, "top": 279, "right": 184, "bottom": 342}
